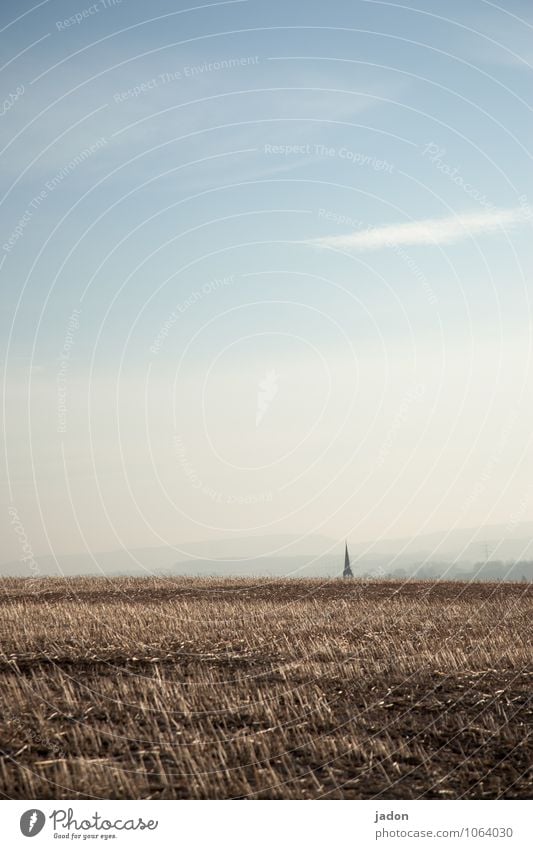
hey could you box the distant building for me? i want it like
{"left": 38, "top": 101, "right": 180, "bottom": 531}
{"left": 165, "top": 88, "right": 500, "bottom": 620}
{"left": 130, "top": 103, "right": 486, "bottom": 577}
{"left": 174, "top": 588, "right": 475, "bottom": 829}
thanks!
{"left": 343, "top": 542, "right": 354, "bottom": 578}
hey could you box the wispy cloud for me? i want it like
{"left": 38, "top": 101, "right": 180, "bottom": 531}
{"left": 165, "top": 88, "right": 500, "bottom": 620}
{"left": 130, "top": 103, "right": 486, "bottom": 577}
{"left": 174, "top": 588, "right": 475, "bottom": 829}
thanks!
{"left": 313, "top": 207, "right": 530, "bottom": 252}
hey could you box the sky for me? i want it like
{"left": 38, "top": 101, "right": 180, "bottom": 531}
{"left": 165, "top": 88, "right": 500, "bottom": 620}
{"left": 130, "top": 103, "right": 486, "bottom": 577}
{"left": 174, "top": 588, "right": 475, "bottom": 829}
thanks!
{"left": 1, "top": 0, "right": 533, "bottom": 566}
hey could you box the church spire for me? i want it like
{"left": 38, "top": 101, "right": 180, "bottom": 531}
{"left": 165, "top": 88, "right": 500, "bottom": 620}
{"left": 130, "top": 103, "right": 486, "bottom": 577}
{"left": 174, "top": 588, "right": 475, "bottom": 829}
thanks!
{"left": 343, "top": 541, "right": 354, "bottom": 578}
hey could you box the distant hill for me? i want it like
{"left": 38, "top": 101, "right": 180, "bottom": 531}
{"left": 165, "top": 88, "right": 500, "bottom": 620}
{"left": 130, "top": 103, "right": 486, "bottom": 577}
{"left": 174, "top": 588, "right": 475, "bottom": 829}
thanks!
{"left": 0, "top": 524, "right": 531, "bottom": 580}
{"left": 347, "top": 523, "right": 533, "bottom": 562}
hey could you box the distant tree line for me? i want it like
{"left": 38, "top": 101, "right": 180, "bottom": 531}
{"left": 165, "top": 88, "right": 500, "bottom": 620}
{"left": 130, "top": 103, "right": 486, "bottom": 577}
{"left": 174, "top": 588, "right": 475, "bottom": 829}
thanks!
{"left": 360, "top": 561, "right": 533, "bottom": 582}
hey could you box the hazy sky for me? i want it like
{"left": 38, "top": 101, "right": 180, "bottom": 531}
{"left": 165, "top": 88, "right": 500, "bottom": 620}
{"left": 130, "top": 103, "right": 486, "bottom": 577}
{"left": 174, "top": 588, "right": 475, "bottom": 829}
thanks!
{"left": 2, "top": 0, "right": 533, "bottom": 564}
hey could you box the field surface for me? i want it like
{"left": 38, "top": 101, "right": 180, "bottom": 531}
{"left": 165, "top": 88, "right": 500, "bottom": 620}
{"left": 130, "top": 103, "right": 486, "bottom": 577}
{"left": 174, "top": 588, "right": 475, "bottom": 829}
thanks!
{"left": 0, "top": 577, "right": 531, "bottom": 799}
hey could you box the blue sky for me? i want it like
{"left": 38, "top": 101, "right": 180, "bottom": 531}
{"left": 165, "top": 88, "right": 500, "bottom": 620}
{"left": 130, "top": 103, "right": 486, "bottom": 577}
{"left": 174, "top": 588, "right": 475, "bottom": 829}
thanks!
{"left": 2, "top": 0, "right": 533, "bottom": 564}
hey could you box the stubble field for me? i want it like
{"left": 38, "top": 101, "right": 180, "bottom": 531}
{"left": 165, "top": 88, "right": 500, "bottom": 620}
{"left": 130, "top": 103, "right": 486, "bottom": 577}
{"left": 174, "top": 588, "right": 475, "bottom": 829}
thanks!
{"left": 0, "top": 577, "right": 530, "bottom": 799}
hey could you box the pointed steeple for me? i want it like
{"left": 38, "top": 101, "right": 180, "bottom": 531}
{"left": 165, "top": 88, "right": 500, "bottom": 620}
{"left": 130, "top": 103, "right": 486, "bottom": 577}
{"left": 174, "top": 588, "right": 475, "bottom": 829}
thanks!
{"left": 343, "top": 541, "right": 354, "bottom": 578}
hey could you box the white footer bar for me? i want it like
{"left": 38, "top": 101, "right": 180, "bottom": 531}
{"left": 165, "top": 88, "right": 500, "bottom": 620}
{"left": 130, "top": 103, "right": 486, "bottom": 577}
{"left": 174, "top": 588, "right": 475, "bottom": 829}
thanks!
{"left": 3, "top": 799, "right": 531, "bottom": 848}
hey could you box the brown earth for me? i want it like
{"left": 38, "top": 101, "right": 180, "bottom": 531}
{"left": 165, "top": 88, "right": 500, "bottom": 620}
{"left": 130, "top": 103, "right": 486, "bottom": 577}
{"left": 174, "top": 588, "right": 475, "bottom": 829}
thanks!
{"left": 0, "top": 577, "right": 530, "bottom": 799}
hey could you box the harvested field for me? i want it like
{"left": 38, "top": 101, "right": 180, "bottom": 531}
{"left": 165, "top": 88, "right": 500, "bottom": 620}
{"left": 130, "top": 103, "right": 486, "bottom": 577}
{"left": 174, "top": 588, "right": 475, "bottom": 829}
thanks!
{"left": 0, "top": 577, "right": 530, "bottom": 799}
